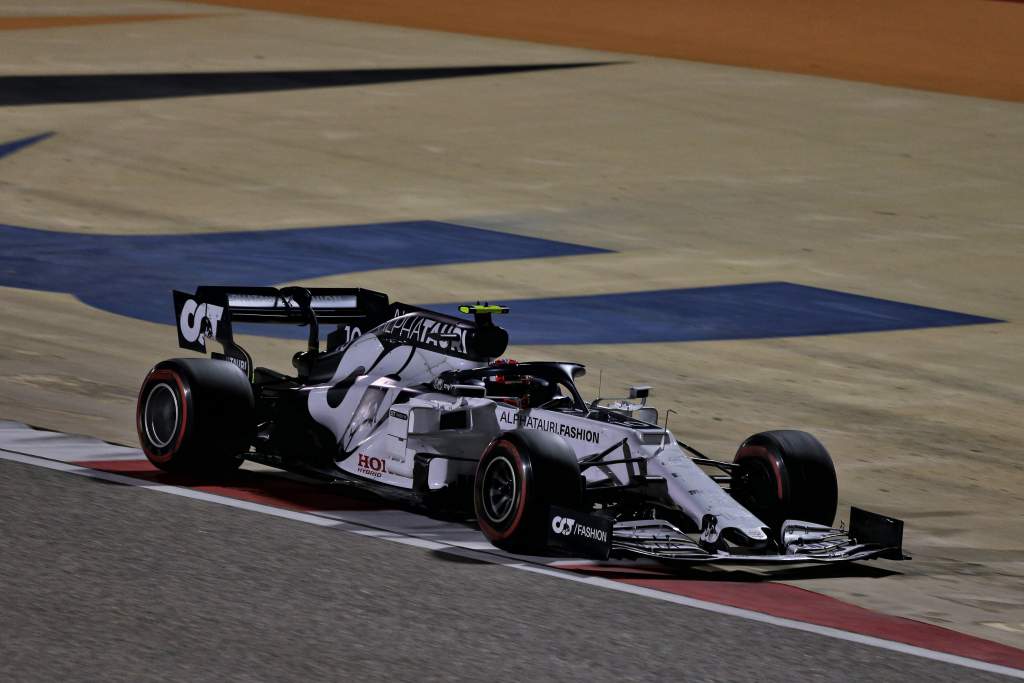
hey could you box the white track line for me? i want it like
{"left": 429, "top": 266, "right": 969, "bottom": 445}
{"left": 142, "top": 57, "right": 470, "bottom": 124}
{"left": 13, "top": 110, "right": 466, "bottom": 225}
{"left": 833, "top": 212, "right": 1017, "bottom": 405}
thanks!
{"left": 0, "top": 449, "right": 344, "bottom": 528}
{"left": 447, "top": 540, "right": 502, "bottom": 550}
{"left": 510, "top": 563, "right": 1024, "bottom": 679}
{"left": 350, "top": 529, "right": 399, "bottom": 537}
{"left": 2, "top": 446, "right": 1022, "bottom": 679}
{"left": 387, "top": 537, "right": 451, "bottom": 551}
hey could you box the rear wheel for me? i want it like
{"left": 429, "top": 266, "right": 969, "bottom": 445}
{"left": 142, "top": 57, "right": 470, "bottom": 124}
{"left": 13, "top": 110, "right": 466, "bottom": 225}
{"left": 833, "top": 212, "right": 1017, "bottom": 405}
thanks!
{"left": 730, "top": 430, "right": 838, "bottom": 536}
{"left": 136, "top": 358, "right": 254, "bottom": 475}
{"left": 474, "top": 430, "right": 582, "bottom": 552}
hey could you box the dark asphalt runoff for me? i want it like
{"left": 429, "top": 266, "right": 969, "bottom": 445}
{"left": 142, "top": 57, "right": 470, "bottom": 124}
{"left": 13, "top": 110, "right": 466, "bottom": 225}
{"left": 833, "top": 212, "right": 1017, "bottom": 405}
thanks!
{"left": 0, "top": 459, "right": 1012, "bottom": 682}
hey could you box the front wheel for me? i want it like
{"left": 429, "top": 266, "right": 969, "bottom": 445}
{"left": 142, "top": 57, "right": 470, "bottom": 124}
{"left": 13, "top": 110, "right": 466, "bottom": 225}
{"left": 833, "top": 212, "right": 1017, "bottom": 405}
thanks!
{"left": 730, "top": 430, "right": 838, "bottom": 536}
{"left": 473, "top": 430, "right": 582, "bottom": 553}
{"left": 136, "top": 358, "right": 254, "bottom": 475}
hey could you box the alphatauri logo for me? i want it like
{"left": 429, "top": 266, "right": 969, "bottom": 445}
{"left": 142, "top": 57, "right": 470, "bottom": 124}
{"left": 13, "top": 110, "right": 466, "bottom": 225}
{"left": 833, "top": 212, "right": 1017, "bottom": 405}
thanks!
{"left": 179, "top": 298, "right": 224, "bottom": 350}
{"left": 552, "top": 514, "right": 608, "bottom": 543}
{"left": 551, "top": 515, "right": 576, "bottom": 535}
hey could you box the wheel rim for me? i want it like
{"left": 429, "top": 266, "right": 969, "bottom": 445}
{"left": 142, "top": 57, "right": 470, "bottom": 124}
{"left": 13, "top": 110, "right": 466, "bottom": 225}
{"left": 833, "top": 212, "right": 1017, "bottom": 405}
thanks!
{"left": 481, "top": 454, "right": 518, "bottom": 524}
{"left": 143, "top": 382, "right": 180, "bottom": 448}
{"left": 734, "top": 459, "right": 780, "bottom": 520}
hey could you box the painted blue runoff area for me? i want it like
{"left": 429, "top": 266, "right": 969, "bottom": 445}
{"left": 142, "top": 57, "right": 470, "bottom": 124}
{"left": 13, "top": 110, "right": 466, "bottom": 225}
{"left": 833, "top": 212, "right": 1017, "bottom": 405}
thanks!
{"left": 0, "top": 221, "right": 606, "bottom": 326}
{"left": 439, "top": 283, "right": 1002, "bottom": 345}
{"left": 0, "top": 223, "right": 999, "bottom": 345}
{"left": 0, "top": 132, "right": 54, "bottom": 161}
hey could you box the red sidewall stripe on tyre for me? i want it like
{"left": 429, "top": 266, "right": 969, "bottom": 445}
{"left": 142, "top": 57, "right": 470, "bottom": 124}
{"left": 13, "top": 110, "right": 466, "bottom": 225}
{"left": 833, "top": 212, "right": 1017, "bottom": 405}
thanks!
{"left": 137, "top": 368, "right": 188, "bottom": 463}
{"left": 475, "top": 439, "right": 528, "bottom": 542}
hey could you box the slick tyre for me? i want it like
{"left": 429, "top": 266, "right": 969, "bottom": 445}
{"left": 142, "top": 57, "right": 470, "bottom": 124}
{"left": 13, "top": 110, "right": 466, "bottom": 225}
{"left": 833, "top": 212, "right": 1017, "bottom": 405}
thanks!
{"left": 137, "top": 358, "right": 254, "bottom": 475}
{"left": 474, "top": 430, "right": 582, "bottom": 553}
{"left": 730, "top": 430, "right": 838, "bottom": 536}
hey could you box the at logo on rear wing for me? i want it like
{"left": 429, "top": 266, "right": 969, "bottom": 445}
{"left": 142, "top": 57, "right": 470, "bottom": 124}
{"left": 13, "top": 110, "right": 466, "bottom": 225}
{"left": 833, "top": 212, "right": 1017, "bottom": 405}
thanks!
{"left": 173, "top": 290, "right": 229, "bottom": 353}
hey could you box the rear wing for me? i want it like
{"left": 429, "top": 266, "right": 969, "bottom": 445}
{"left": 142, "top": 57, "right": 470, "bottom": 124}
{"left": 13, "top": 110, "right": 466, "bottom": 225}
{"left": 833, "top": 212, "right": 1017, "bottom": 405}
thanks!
{"left": 173, "top": 286, "right": 394, "bottom": 376}
{"left": 172, "top": 286, "right": 510, "bottom": 378}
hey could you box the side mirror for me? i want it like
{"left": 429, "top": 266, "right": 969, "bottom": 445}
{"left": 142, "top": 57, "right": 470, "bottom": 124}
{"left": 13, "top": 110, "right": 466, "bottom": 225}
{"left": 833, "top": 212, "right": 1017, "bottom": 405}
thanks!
{"left": 628, "top": 385, "right": 651, "bottom": 400}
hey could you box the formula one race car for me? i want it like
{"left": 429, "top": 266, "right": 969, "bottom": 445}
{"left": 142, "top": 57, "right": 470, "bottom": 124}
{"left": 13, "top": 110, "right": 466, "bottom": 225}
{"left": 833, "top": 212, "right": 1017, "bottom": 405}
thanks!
{"left": 136, "top": 285, "right": 906, "bottom": 563}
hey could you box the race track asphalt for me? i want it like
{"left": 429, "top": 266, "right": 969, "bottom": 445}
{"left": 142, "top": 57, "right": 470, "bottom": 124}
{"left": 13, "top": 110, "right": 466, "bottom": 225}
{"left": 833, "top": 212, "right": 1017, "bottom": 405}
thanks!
{"left": 0, "top": 458, "right": 1011, "bottom": 682}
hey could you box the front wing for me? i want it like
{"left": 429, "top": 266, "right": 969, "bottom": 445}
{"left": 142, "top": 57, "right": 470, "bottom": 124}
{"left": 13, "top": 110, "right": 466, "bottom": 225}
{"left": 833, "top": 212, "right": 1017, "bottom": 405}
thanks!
{"left": 549, "top": 507, "right": 907, "bottom": 564}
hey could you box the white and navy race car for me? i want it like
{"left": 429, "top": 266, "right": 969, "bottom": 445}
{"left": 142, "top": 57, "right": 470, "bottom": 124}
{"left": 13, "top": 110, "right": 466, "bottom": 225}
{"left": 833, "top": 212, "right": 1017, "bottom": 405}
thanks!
{"left": 136, "top": 285, "right": 906, "bottom": 563}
